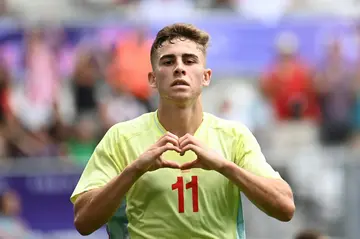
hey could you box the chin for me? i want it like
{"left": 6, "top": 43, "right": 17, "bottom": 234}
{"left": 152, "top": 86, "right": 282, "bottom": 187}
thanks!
{"left": 170, "top": 93, "right": 193, "bottom": 101}
{"left": 163, "top": 96, "right": 192, "bottom": 107}
{"left": 160, "top": 90, "right": 199, "bottom": 105}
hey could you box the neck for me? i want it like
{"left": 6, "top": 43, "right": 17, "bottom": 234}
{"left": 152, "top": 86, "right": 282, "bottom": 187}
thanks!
{"left": 157, "top": 98, "right": 203, "bottom": 137}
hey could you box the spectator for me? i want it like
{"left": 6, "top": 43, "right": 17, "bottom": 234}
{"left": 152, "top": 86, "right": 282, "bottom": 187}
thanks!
{"left": 6, "top": 101, "right": 65, "bottom": 158}
{"left": 98, "top": 79, "right": 147, "bottom": 131}
{"left": 217, "top": 82, "right": 272, "bottom": 133}
{"left": 72, "top": 48, "right": 100, "bottom": 116}
{"left": 0, "top": 56, "right": 13, "bottom": 127}
{"left": 8, "top": 126, "right": 62, "bottom": 158}
{"left": 0, "top": 54, "right": 16, "bottom": 159}
{"left": 0, "top": 187, "right": 33, "bottom": 238}
{"left": 24, "top": 28, "right": 59, "bottom": 115}
{"left": 261, "top": 32, "right": 319, "bottom": 122}
{"left": 106, "top": 26, "right": 154, "bottom": 112}
{"left": 314, "top": 38, "right": 356, "bottom": 145}
{"left": 66, "top": 115, "right": 98, "bottom": 167}
{"left": 12, "top": 28, "right": 60, "bottom": 134}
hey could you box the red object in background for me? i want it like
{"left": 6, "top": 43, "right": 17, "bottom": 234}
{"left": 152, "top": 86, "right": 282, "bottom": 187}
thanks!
{"left": 107, "top": 32, "right": 152, "bottom": 100}
{"left": 0, "top": 61, "right": 11, "bottom": 122}
{"left": 0, "top": 88, "right": 10, "bottom": 115}
{"left": 261, "top": 59, "right": 320, "bottom": 121}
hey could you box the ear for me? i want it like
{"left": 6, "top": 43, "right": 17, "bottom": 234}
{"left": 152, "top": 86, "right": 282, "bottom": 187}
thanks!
{"left": 202, "top": 68, "right": 212, "bottom": 87}
{"left": 148, "top": 72, "right": 157, "bottom": 89}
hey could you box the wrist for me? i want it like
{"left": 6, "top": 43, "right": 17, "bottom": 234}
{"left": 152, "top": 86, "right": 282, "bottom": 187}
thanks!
{"left": 127, "top": 161, "right": 147, "bottom": 178}
{"left": 217, "top": 160, "right": 234, "bottom": 175}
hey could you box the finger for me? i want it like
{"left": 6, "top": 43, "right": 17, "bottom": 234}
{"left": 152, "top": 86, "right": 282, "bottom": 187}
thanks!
{"left": 156, "top": 136, "right": 179, "bottom": 148}
{"left": 157, "top": 132, "right": 178, "bottom": 142}
{"left": 180, "top": 143, "right": 203, "bottom": 156}
{"left": 161, "top": 160, "right": 181, "bottom": 169}
{"left": 152, "top": 144, "right": 181, "bottom": 158}
{"left": 165, "top": 131, "right": 178, "bottom": 140}
{"left": 180, "top": 159, "right": 200, "bottom": 170}
{"left": 179, "top": 138, "right": 191, "bottom": 149}
{"left": 178, "top": 133, "right": 191, "bottom": 145}
{"left": 156, "top": 133, "right": 179, "bottom": 147}
{"left": 179, "top": 134, "right": 202, "bottom": 149}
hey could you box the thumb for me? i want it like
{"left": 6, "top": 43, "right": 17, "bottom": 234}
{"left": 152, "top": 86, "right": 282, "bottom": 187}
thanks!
{"left": 161, "top": 160, "right": 181, "bottom": 169}
{"left": 159, "top": 155, "right": 180, "bottom": 169}
{"left": 180, "top": 159, "right": 200, "bottom": 170}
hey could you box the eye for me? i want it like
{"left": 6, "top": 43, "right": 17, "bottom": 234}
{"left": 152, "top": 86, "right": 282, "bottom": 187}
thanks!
{"left": 163, "top": 60, "right": 172, "bottom": 66}
{"left": 185, "top": 59, "right": 195, "bottom": 64}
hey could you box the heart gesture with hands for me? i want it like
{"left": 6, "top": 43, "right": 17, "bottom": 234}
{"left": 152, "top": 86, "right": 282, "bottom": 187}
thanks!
{"left": 134, "top": 132, "right": 182, "bottom": 174}
{"left": 179, "top": 133, "right": 226, "bottom": 172}
{"left": 134, "top": 132, "right": 226, "bottom": 174}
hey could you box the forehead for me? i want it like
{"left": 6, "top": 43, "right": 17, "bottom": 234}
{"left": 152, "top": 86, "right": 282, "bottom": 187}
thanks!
{"left": 157, "top": 38, "right": 204, "bottom": 59}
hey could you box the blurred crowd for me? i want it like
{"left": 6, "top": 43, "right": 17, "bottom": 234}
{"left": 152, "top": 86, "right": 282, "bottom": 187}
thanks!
{"left": 213, "top": 29, "right": 360, "bottom": 151}
{"left": 259, "top": 31, "right": 360, "bottom": 147}
{"left": 0, "top": 24, "right": 358, "bottom": 168}
{"left": 1, "top": 0, "right": 360, "bottom": 24}
{"left": 0, "top": 26, "right": 159, "bottom": 167}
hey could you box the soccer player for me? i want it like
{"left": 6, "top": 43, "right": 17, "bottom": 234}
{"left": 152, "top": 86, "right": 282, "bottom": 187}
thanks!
{"left": 71, "top": 23, "right": 295, "bottom": 239}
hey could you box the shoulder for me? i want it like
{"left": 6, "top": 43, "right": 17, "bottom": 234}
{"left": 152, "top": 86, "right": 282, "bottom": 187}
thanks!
{"left": 204, "top": 113, "right": 253, "bottom": 139}
{"left": 106, "top": 112, "right": 155, "bottom": 141}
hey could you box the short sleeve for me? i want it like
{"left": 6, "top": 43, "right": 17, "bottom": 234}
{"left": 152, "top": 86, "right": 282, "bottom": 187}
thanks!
{"left": 70, "top": 125, "right": 123, "bottom": 204}
{"left": 234, "top": 125, "right": 281, "bottom": 179}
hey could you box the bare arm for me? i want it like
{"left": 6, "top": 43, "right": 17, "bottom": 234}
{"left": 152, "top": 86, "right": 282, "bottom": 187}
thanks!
{"left": 73, "top": 132, "right": 181, "bottom": 235}
{"left": 178, "top": 133, "right": 295, "bottom": 222}
{"left": 220, "top": 161, "right": 295, "bottom": 222}
{"left": 74, "top": 164, "right": 142, "bottom": 235}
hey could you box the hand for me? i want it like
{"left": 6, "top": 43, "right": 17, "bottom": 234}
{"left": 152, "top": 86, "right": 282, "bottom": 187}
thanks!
{"left": 132, "top": 132, "right": 181, "bottom": 174}
{"left": 179, "top": 133, "right": 226, "bottom": 172}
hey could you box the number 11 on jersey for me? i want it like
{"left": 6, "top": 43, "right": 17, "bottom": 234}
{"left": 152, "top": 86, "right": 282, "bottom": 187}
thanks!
{"left": 172, "top": 176, "right": 199, "bottom": 213}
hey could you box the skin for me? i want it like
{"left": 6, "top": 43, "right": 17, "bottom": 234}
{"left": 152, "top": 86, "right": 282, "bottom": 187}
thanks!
{"left": 148, "top": 39, "right": 211, "bottom": 136}
{"left": 73, "top": 38, "right": 295, "bottom": 236}
{"left": 1, "top": 190, "right": 21, "bottom": 216}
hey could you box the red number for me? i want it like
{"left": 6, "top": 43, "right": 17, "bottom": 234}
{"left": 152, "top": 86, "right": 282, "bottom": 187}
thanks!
{"left": 186, "top": 176, "right": 199, "bottom": 212}
{"left": 172, "top": 176, "right": 199, "bottom": 213}
{"left": 172, "top": 177, "right": 184, "bottom": 213}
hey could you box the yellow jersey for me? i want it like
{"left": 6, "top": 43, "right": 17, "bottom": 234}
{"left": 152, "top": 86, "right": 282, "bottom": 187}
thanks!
{"left": 71, "top": 111, "right": 280, "bottom": 239}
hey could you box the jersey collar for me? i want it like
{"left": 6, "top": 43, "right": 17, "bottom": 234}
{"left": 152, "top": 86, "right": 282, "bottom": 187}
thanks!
{"left": 153, "top": 110, "right": 207, "bottom": 136}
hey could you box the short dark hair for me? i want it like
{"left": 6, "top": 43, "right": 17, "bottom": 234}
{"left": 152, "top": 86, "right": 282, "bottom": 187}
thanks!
{"left": 150, "top": 23, "right": 210, "bottom": 67}
{"left": 295, "top": 229, "right": 324, "bottom": 239}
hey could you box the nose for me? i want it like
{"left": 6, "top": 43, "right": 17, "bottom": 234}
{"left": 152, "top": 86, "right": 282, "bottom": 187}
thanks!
{"left": 174, "top": 62, "right": 186, "bottom": 76}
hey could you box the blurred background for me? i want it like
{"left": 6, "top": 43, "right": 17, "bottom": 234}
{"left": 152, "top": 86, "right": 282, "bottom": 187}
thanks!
{"left": 0, "top": 0, "right": 359, "bottom": 239}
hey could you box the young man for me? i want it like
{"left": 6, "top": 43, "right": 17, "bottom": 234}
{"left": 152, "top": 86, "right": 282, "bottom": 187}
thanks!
{"left": 71, "top": 23, "right": 295, "bottom": 239}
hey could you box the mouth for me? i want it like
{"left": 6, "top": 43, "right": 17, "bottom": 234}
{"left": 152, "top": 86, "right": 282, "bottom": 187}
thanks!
{"left": 171, "top": 79, "right": 190, "bottom": 87}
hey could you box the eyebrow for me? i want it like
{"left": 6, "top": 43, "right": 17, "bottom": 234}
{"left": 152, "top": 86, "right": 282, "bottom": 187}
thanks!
{"left": 159, "top": 53, "right": 199, "bottom": 61}
{"left": 183, "top": 53, "right": 199, "bottom": 60}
